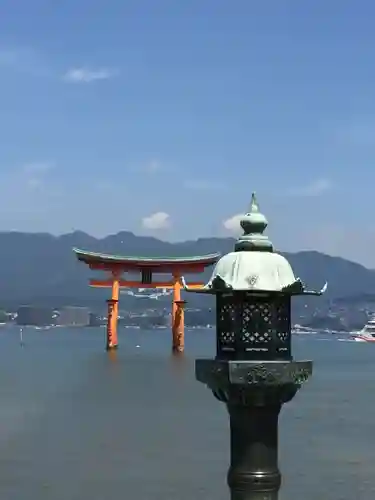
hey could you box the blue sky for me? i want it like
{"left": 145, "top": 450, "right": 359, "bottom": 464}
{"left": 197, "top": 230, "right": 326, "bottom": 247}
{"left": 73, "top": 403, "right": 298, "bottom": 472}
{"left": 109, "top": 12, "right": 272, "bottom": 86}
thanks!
{"left": 0, "top": 0, "right": 374, "bottom": 266}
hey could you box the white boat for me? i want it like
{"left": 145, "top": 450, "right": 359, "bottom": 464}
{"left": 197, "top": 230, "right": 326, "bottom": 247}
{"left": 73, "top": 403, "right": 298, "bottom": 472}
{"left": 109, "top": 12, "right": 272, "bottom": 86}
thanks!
{"left": 351, "top": 315, "right": 375, "bottom": 342}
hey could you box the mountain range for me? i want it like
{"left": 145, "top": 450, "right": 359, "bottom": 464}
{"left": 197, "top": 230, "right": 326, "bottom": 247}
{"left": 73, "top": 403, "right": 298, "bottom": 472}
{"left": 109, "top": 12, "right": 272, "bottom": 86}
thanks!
{"left": 0, "top": 230, "right": 374, "bottom": 317}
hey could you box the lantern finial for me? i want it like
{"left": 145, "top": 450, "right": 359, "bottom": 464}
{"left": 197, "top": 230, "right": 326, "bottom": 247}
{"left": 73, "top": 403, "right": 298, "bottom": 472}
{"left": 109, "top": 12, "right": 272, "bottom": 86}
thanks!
{"left": 235, "top": 192, "right": 273, "bottom": 252}
{"left": 249, "top": 192, "right": 260, "bottom": 212}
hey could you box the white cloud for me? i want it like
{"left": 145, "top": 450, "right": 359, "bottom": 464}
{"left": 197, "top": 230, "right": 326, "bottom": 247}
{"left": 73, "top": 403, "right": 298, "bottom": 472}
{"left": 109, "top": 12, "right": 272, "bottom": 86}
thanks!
{"left": 63, "top": 67, "right": 118, "bottom": 83}
{"left": 222, "top": 213, "right": 243, "bottom": 234}
{"left": 145, "top": 160, "right": 161, "bottom": 173}
{"left": 21, "top": 161, "right": 55, "bottom": 174}
{"left": 0, "top": 47, "right": 47, "bottom": 76}
{"left": 0, "top": 160, "right": 61, "bottom": 215}
{"left": 18, "top": 161, "right": 56, "bottom": 191}
{"left": 184, "top": 179, "right": 226, "bottom": 191}
{"left": 0, "top": 47, "right": 119, "bottom": 83}
{"left": 93, "top": 180, "right": 115, "bottom": 191}
{"left": 0, "top": 48, "right": 24, "bottom": 66}
{"left": 332, "top": 121, "right": 375, "bottom": 147}
{"left": 288, "top": 178, "right": 332, "bottom": 197}
{"left": 142, "top": 212, "right": 171, "bottom": 230}
{"left": 128, "top": 159, "right": 164, "bottom": 174}
{"left": 26, "top": 178, "right": 43, "bottom": 190}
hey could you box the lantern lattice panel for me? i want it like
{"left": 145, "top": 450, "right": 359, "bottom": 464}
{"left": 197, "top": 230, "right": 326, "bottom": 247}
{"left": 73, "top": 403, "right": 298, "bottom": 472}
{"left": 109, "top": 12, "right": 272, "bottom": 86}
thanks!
{"left": 216, "top": 293, "right": 292, "bottom": 361}
{"left": 242, "top": 303, "right": 272, "bottom": 344}
{"left": 276, "top": 302, "right": 290, "bottom": 342}
{"left": 217, "top": 299, "right": 236, "bottom": 347}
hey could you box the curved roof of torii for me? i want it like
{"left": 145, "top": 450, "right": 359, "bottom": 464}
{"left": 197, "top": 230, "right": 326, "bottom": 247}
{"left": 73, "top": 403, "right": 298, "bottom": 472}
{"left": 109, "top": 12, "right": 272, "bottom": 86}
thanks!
{"left": 73, "top": 247, "right": 220, "bottom": 267}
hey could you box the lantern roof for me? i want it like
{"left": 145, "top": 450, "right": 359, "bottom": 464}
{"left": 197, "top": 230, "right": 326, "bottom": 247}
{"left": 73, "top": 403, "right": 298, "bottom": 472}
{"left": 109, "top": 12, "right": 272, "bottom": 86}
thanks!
{"left": 181, "top": 193, "right": 327, "bottom": 296}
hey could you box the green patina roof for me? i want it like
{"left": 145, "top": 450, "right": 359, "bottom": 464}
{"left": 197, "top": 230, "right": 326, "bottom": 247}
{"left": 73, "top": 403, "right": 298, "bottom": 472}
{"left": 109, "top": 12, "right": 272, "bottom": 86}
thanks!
{"left": 73, "top": 247, "right": 220, "bottom": 266}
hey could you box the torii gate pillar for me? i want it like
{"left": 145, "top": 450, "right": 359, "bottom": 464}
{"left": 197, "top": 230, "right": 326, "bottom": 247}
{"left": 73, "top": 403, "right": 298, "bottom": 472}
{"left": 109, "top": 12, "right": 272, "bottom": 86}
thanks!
{"left": 171, "top": 272, "right": 186, "bottom": 353}
{"left": 106, "top": 299, "right": 118, "bottom": 350}
{"left": 173, "top": 298, "right": 186, "bottom": 354}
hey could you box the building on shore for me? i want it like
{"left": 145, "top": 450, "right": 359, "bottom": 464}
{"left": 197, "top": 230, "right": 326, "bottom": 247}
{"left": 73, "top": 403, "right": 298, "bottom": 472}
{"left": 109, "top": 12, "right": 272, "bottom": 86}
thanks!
{"left": 55, "top": 306, "right": 90, "bottom": 327}
{"left": 119, "top": 311, "right": 169, "bottom": 329}
{"left": 17, "top": 306, "right": 54, "bottom": 326}
{"left": 88, "top": 312, "right": 104, "bottom": 327}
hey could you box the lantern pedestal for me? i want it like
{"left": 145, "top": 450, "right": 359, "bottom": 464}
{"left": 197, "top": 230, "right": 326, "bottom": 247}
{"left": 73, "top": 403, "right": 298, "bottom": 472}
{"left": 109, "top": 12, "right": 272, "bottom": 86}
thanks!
{"left": 196, "top": 359, "right": 312, "bottom": 499}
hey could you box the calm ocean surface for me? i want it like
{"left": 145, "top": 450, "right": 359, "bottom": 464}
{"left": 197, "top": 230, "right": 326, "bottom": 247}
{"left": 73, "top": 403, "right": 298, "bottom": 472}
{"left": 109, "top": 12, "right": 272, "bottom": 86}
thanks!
{"left": 0, "top": 326, "right": 373, "bottom": 499}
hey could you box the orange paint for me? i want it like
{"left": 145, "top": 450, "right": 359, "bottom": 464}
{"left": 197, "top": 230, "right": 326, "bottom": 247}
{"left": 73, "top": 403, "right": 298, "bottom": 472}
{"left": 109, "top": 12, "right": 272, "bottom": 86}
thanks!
{"left": 172, "top": 275, "right": 184, "bottom": 353}
{"left": 106, "top": 299, "right": 118, "bottom": 350}
{"left": 89, "top": 279, "right": 204, "bottom": 289}
{"left": 174, "top": 300, "right": 186, "bottom": 354}
{"left": 109, "top": 272, "right": 120, "bottom": 349}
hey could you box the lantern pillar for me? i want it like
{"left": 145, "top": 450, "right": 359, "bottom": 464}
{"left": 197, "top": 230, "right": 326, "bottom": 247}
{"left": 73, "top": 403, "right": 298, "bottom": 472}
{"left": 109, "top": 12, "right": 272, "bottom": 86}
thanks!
{"left": 227, "top": 398, "right": 282, "bottom": 500}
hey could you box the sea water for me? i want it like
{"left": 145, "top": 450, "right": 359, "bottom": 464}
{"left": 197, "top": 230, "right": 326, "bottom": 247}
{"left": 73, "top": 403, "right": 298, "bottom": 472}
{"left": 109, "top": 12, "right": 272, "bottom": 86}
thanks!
{"left": 0, "top": 327, "right": 372, "bottom": 499}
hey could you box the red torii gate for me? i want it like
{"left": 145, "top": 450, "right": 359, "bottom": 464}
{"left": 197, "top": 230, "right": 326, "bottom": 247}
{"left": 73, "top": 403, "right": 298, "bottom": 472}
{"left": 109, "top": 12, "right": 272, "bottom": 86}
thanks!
{"left": 73, "top": 248, "right": 219, "bottom": 352}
